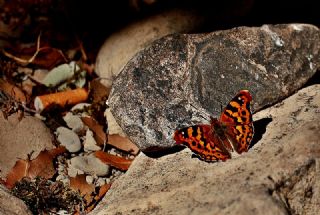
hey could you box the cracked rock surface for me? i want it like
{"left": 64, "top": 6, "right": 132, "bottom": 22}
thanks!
{"left": 108, "top": 24, "right": 320, "bottom": 151}
{"left": 93, "top": 84, "right": 320, "bottom": 215}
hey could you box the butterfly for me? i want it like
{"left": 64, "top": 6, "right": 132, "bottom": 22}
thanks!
{"left": 173, "top": 90, "right": 254, "bottom": 162}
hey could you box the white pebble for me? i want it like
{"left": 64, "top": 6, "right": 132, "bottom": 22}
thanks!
{"left": 86, "top": 175, "right": 94, "bottom": 184}
{"left": 56, "top": 127, "right": 82, "bottom": 153}
{"left": 70, "top": 154, "right": 110, "bottom": 176}
{"left": 84, "top": 129, "right": 101, "bottom": 152}
{"left": 96, "top": 178, "right": 106, "bottom": 186}
{"left": 63, "top": 112, "right": 84, "bottom": 133}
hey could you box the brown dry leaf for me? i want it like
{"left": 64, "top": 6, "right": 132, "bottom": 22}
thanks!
{"left": 86, "top": 183, "right": 111, "bottom": 212}
{"left": 89, "top": 79, "right": 111, "bottom": 103}
{"left": 108, "top": 134, "right": 139, "bottom": 155}
{"left": 81, "top": 116, "right": 107, "bottom": 145}
{"left": 4, "top": 146, "right": 66, "bottom": 189}
{"left": 94, "top": 151, "right": 133, "bottom": 171}
{"left": 31, "top": 47, "right": 67, "bottom": 69}
{"left": 0, "top": 79, "right": 28, "bottom": 103}
{"left": 70, "top": 174, "right": 95, "bottom": 204}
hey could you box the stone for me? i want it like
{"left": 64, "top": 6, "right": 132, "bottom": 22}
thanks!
{"left": 95, "top": 9, "right": 204, "bottom": 88}
{"left": 70, "top": 154, "right": 110, "bottom": 177}
{"left": 0, "top": 184, "right": 32, "bottom": 215}
{"left": 0, "top": 113, "right": 54, "bottom": 178}
{"left": 108, "top": 24, "right": 320, "bottom": 151}
{"left": 84, "top": 129, "right": 101, "bottom": 152}
{"left": 92, "top": 84, "right": 320, "bottom": 215}
{"left": 63, "top": 112, "right": 85, "bottom": 133}
{"left": 56, "top": 127, "right": 82, "bottom": 153}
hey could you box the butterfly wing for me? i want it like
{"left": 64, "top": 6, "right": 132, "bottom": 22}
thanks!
{"left": 220, "top": 90, "right": 254, "bottom": 154}
{"left": 174, "top": 125, "right": 231, "bottom": 161}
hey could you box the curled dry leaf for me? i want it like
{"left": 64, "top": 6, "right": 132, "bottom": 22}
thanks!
{"left": 81, "top": 116, "right": 107, "bottom": 145}
{"left": 86, "top": 183, "right": 111, "bottom": 212}
{"left": 81, "top": 116, "right": 139, "bottom": 154}
{"left": 94, "top": 151, "right": 133, "bottom": 171}
{"left": 108, "top": 134, "right": 139, "bottom": 155}
{"left": 4, "top": 146, "right": 66, "bottom": 189}
{"left": 70, "top": 174, "right": 111, "bottom": 212}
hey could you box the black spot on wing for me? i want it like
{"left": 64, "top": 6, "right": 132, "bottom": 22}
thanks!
{"left": 181, "top": 128, "right": 189, "bottom": 138}
{"left": 192, "top": 126, "right": 198, "bottom": 137}
{"left": 226, "top": 104, "right": 238, "bottom": 113}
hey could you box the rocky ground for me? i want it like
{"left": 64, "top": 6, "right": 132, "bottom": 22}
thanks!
{"left": 0, "top": 1, "right": 319, "bottom": 215}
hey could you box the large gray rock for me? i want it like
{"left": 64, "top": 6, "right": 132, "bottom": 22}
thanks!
{"left": 93, "top": 84, "right": 320, "bottom": 215}
{"left": 108, "top": 24, "right": 320, "bottom": 151}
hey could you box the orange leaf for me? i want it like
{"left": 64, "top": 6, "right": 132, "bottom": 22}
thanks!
{"left": 94, "top": 151, "right": 133, "bottom": 171}
{"left": 81, "top": 117, "right": 107, "bottom": 145}
{"left": 86, "top": 183, "right": 111, "bottom": 212}
{"left": 4, "top": 146, "right": 66, "bottom": 189}
{"left": 108, "top": 134, "right": 139, "bottom": 155}
{"left": 70, "top": 174, "right": 95, "bottom": 204}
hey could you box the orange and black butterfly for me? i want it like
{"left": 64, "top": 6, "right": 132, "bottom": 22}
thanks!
{"left": 173, "top": 90, "right": 254, "bottom": 161}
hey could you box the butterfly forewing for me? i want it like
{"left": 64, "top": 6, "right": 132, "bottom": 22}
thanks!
{"left": 174, "top": 125, "right": 231, "bottom": 161}
{"left": 220, "top": 90, "right": 254, "bottom": 154}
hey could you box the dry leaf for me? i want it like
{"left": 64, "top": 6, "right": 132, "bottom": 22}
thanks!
{"left": 108, "top": 134, "right": 139, "bottom": 155}
{"left": 0, "top": 79, "right": 28, "bottom": 103}
{"left": 94, "top": 151, "right": 133, "bottom": 171}
{"left": 70, "top": 174, "right": 111, "bottom": 212}
{"left": 89, "top": 79, "right": 111, "bottom": 103}
{"left": 86, "top": 183, "right": 111, "bottom": 212}
{"left": 70, "top": 174, "right": 95, "bottom": 204}
{"left": 4, "top": 146, "right": 66, "bottom": 189}
{"left": 81, "top": 116, "right": 107, "bottom": 145}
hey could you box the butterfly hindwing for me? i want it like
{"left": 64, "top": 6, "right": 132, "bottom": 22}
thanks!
{"left": 174, "top": 125, "right": 231, "bottom": 161}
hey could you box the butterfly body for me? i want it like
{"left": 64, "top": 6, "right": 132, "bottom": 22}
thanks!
{"left": 174, "top": 90, "right": 254, "bottom": 162}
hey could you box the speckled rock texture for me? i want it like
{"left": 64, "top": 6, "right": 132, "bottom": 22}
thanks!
{"left": 108, "top": 23, "right": 320, "bottom": 151}
{"left": 93, "top": 84, "right": 320, "bottom": 215}
{"left": 0, "top": 185, "right": 32, "bottom": 215}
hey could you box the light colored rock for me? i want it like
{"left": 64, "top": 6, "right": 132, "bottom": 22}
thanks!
{"left": 0, "top": 113, "right": 54, "bottom": 178}
{"left": 56, "top": 127, "right": 82, "bottom": 153}
{"left": 70, "top": 154, "right": 110, "bottom": 176}
{"left": 95, "top": 9, "right": 204, "bottom": 88}
{"left": 86, "top": 175, "right": 94, "bottom": 184}
{"left": 0, "top": 184, "right": 32, "bottom": 215}
{"left": 92, "top": 85, "right": 320, "bottom": 215}
{"left": 63, "top": 112, "right": 85, "bottom": 133}
{"left": 84, "top": 129, "right": 101, "bottom": 152}
{"left": 104, "top": 108, "right": 125, "bottom": 136}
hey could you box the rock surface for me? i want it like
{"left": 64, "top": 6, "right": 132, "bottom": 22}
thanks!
{"left": 95, "top": 9, "right": 204, "bottom": 88}
{"left": 0, "top": 185, "right": 32, "bottom": 215}
{"left": 0, "top": 113, "right": 54, "bottom": 178}
{"left": 108, "top": 23, "right": 320, "bottom": 151}
{"left": 93, "top": 84, "right": 320, "bottom": 215}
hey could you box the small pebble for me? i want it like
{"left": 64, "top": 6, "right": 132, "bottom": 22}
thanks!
{"left": 86, "top": 175, "right": 94, "bottom": 184}
{"left": 96, "top": 178, "right": 106, "bottom": 186}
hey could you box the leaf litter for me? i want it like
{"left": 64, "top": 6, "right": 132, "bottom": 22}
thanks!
{"left": 0, "top": 3, "right": 141, "bottom": 213}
